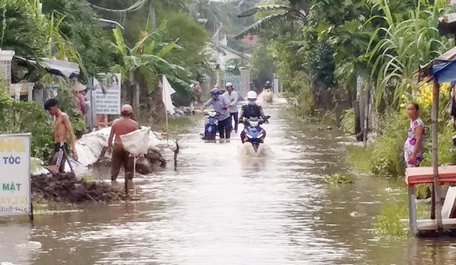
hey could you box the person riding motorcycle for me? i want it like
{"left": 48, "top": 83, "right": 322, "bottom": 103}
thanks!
{"left": 239, "top": 91, "right": 268, "bottom": 143}
{"left": 201, "top": 88, "right": 232, "bottom": 139}
{"left": 264, "top": 81, "right": 272, "bottom": 90}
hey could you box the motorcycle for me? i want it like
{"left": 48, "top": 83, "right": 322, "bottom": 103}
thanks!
{"left": 241, "top": 115, "right": 270, "bottom": 152}
{"left": 202, "top": 110, "right": 219, "bottom": 140}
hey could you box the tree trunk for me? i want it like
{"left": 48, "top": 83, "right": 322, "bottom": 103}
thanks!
{"left": 148, "top": 2, "right": 156, "bottom": 29}
{"left": 133, "top": 83, "right": 140, "bottom": 121}
{"left": 129, "top": 72, "right": 140, "bottom": 121}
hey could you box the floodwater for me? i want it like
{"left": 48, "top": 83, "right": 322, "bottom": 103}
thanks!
{"left": 1, "top": 100, "right": 456, "bottom": 265}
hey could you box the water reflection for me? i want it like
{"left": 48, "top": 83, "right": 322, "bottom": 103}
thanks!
{"left": 0, "top": 223, "right": 33, "bottom": 264}
{"left": 1, "top": 102, "right": 456, "bottom": 264}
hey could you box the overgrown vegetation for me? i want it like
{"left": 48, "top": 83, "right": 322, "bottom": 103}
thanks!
{"left": 341, "top": 108, "right": 355, "bottom": 135}
{"left": 0, "top": 87, "right": 84, "bottom": 161}
{"left": 370, "top": 112, "right": 409, "bottom": 179}
{"left": 374, "top": 192, "right": 429, "bottom": 238}
{"left": 346, "top": 145, "right": 372, "bottom": 174}
{"left": 321, "top": 174, "right": 353, "bottom": 184}
{"left": 1, "top": 0, "right": 213, "bottom": 126}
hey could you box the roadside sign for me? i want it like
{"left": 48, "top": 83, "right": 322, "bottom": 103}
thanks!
{"left": 0, "top": 134, "right": 32, "bottom": 218}
{"left": 94, "top": 73, "right": 121, "bottom": 115}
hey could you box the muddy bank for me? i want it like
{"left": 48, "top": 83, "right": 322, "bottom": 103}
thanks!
{"left": 31, "top": 149, "right": 167, "bottom": 203}
{"left": 32, "top": 173, "right": 124, "bottom": 203}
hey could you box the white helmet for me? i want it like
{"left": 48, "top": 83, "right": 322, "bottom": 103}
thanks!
{"left": 247, "top": 91, "right": 257, "bottom": 100}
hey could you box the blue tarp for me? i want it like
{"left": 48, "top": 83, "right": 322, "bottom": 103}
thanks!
{"left": 432, "top": 60, "right": 456, "bottom": 84}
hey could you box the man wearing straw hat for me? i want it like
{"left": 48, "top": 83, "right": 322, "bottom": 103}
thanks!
{"left": 107, "top": 104, "right": 139, "bottom": 183}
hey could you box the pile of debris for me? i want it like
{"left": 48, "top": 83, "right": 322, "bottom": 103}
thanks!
{"left": 32, "top": 173, "right": 124, "bottom": 203}
{"left": 90, "top": 147, "right": 166, "bottom": 177}
{"left": 30, "top": 127, "right": 176, "bottom": 203}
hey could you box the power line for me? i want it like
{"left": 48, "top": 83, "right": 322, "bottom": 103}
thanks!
{"left": 87, "top": 0, "right": 147, "bottom": 13}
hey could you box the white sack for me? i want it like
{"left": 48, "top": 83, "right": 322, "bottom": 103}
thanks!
{"left": 120, "top": 127, "right": 151, "bottom": 155}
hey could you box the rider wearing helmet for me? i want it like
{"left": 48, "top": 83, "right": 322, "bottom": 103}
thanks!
{"left": 201, "top": 88, "right": 232, "bottom": 139}
{"left": 239, "top": 91, "right": 268, "bottom": 143}
{"left": 264, "top": 81, "right": 272, "bottom": 89}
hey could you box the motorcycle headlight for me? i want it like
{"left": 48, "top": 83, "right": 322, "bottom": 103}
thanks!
{"left": 250, "top": 121, "right": 259, "bottom": 127}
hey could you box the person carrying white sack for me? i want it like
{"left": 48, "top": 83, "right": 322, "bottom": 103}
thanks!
{"left": 107, "top": 104, "right": 139, "bottom": 182}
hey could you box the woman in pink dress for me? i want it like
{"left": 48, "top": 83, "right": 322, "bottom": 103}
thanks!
{"left": 404, "top": 102, "right": 425, "bottom": 168}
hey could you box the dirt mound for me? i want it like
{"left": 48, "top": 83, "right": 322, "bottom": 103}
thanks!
{"left": 90, "top": 148, "right": 166, "bottom": 177}
{"left": 32, "top": 173, "right": 124, "bottom": 203}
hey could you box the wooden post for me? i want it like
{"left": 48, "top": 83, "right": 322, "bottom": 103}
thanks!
{"left": 408, "top": 186, "right": 418, "bottom": 235}
{"left": 432, "top": 80, "right": 444, "bottom": 232}
{"left": 363, "top": 84, "right": 369, "bottom": 148}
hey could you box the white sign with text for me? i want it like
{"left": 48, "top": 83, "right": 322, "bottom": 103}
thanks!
{"left": 94, "top": 73, "right": 121, "bottom": 115}
{"left": 0, "top": 134, "right": 31, "bottom": 216}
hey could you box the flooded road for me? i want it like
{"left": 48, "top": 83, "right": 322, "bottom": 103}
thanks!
{"left": 2, "top": 101, "right": 456, "bottom": 264}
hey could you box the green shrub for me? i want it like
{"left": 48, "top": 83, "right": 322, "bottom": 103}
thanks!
{"left": 370, "top": 111, "right": 409, "bottom": 178}
{"left": 374, "top": 202, "right": 407, "bottom": 238}
{"left": 374, "top": 192, "right": 429, "bottom": 238}
{"left": 346, "top": 145, "right": 372, "bottom": 173}
{"left": 416, "top": 184, "right": 431, "bottom": 199}
{"left": 0, "top": 88, "right": 85, "bottom": 160}
{"left": 321, "top": 174, "right": 353, "bottom": 184}
{"left": 341, "top": 108, "right": 355, "bottom": 135}
{"left": 283, "top": 75, "right": 315, "bottom": 117}
{"left": 0, "top": 95, "right": 53, "bottom": 160}
{"left": 421, "top": 123, "right": 456, "bottom": 167}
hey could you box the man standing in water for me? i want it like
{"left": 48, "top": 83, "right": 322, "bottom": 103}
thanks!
{"left": 107, "top": 104, "right": 139, "bottom": 183}
{"left": 223, "top": 82, "right": 239, "bottom": 133}
{"left": 201, "top": 88, "right": 231, "bottom": 140}
{"left": 404, "top": 102, "right": 425, "bottom": 168}
{"left": 44, "top": 98, "right": 78, "bottom": 173}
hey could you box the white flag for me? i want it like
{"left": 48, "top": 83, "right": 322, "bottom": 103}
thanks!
{"left": 162, "top": 75, "right": 176, "bottom": 115}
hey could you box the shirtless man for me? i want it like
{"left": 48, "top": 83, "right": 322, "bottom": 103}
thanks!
{"left": 44, "top": 98, "right": 78, "bottom": 173}
{"left": 107, "top": 104, "right": 139, "bottom": 182}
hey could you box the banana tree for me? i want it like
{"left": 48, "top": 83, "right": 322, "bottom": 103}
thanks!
{"left": 235, "top": 0, "right": 308, "bottom": 39}
{"left": 111, "top": 22, "right": 191, "bottom": 120}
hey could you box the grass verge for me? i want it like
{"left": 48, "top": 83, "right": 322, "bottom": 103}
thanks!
{"left": 346, "top": 145, "right": 372, "bottom": 174}
{"left": 374, "top": 191, "right": 429, "bottom": 239}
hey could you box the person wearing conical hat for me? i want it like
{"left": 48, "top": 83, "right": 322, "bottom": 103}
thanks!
{"left": 72, "top": 81, "right": 87, "bottom": 116}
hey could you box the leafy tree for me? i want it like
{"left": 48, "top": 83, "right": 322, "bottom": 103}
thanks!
{"left": 0, "top": 0, "right": 48, "bottom": 58}
{"left": 250, "top": 44, "right": 275, "bottom": 88}
{"left": 111, "top": 23, "right": 190, "bottom": 120}
{"left": 41, "top": 0, "right": 116, "bottom": 76}
{"left": 160, "top": 12, "right": 209, "bottom": 81}
{"left": 88, "top": 0, "right": 188, "bottom": 45}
